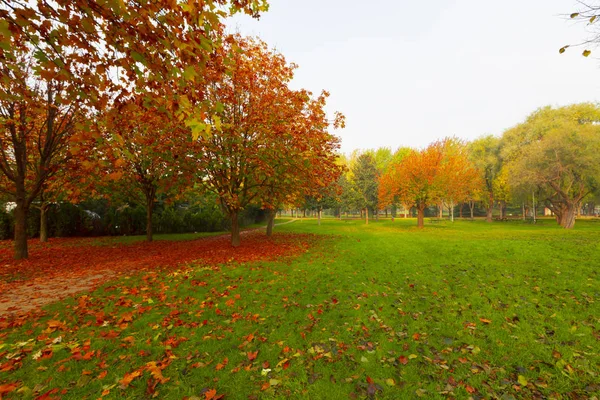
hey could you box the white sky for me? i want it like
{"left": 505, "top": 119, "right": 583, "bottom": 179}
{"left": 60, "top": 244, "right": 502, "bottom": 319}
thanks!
{"left": 227, "top": 0, "right": 600, "bottom": 155}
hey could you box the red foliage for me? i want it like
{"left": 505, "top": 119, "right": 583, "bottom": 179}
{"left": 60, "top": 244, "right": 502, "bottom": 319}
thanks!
{"left": 0, "top": 232, "right": 313, "bottom": 315}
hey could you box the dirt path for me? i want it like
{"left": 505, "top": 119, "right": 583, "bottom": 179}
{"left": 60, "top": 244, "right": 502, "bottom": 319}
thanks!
{"left": 0, "top": 229, "right": 309, "bottom": 318}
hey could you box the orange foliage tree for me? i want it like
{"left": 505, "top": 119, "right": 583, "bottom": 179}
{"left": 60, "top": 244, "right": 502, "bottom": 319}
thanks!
{"left": 379, "top": 139, "right": 480, "bottom": 228}
{"left": 99, "top": 95, "right": 193, "bottom": 242}
{"left": 0, "top": 54, "right": 89, "bottom": 258}
{"left": 195, "top": 36, "right": 343, "bottom": 246}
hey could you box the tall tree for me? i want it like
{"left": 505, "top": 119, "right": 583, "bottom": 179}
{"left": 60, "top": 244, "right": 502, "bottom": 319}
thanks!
{"left": 0, "top": 56, "right": 84, "bottom": 258}
{"left": 196, "top": 36, "right": 342, "bottom": 246}
{"left": 469, "top": 135, "right": 501, "bottom": 222}
{"left": 350, "top": 153, "right": 379, "bottom": 224}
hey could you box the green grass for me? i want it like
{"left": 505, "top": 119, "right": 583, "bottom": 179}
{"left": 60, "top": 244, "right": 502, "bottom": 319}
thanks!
{"left": 1, "top": 219, "right": 599, "bottom": 399}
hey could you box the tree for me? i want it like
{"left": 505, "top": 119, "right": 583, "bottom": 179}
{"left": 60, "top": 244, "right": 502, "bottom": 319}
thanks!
{"left": 469, "top": 135, "right": 501, "bottom": 222}
{"left": 196, "top": 36, "right": 342, "bottom": 246}
{"left": 438, "top": 139, "right": 482, "bottom": 222}
{"left": 504, "top": 104, "right": 600, "bottom": 228}
{"left": 100, "top": 95, "right": 192, "bottom": 242}
{"left": 0, "top": 55, "right": 85, "bottom": 259}
{"left": 380, "top": 139, "right": 480, "bottom": 228}
{"left": 350, "top": 153, "right": 379, "bottom": 224}
{"left": 560, "top": 3, "right": 600, "bottom": 58}
{"left": 0, "top": 1, "right": 268, "bottom": 103}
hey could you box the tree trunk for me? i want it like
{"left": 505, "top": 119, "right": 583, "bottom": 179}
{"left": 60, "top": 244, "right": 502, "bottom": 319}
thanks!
{"left": 438, "top": 202, "right": 443, "bottom": 218}
{"left": 14, "top": 198, "right": 29, "bottom": 259}
{"left": 559, "top": 203, "right": 577, "bottom": 229}
{"left": 450, "top": 201, "right": 454, "bottom": 222}
{"left": 469, "top": 201, "right": 475, "bottom": 220}
{"left": 486, "top": 192, "right": 494, "bottom": 222}
{"left": 40, "top": 204, "right": 49, "bottom": 243}
{"left": 231, "top": 212, "right": 240, "bottom": 247}
{"left": 417, "top": 206, "right": 425, "bottom": 228}
{"left": 266, "top": 209, "right": 276, "bottom": 237}
{"left": 459, "top": 202, "right": 463, "bottom": 218}
{"left": 146, "top": 195, "right": 154, "bottom": 242}
{"left": 365, "top": 207, "right": 369, "bottom": 225}
{"left": 318, "top": 209, "right": 322, "bottom": 226}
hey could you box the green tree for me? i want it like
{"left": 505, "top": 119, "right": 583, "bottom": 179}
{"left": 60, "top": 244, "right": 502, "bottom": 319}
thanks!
{"left": 350, "top": 153, "right": 379, "bottom": 224}
{"left": 503, "top": 104, "right": 600, "bottom": 228}
{"left": 469, "top": 135, "right": 501, "bottom": 222}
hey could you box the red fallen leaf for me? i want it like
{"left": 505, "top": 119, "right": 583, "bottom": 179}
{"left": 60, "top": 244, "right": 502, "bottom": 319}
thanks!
{"left": 479, "top": 318, "right": 492, "bottom": 324}
{"left": 101, "top": 330, "right": 120, "bottom": 339}
{"left": 366, "top": 376, "right": 374, "bottom": 384}
{"left": 412, "top": 333, "right": 421, "bottom": 341}
{"left": 205, "top": 389, "right": 217, "bottom": 400}
{"left": 215, "top": 357, "right": 228, "bottom": 371}
{"left": 409, "top": 284, "right": 415, "bottom": 288}
{"left": 331, "top": 297, "right": 339, "bottom": 304}
{"left": 247, "top": 351, "right": 258, "bottom": 361}
{"left": 146, "top": 362, "right": 169, "bottom": 384}
{"left": 465, "top": 385, "right": 476, "bottom": 393}
{"left": 458, "top": 357, "right": 468, "bottom": 364}
{"left": 282, "top": 361, "right": 290, "bottom": 370}
{"left": 0, "top": 383, "right": 19, "bottom": 396}
{"left": 118, "top": 312, "right": 134, "bottom": 324}
{"left": 35, "top": 388, "right": 60, "bottom": 399}
{"left": 398, "top": 356, "right": 409, "bottom": 365}
{"left": 82, "top": 351, "right": 95, "bottom": 360}
{"left": 260, "top": 382, "right": 270, "bottom": 391}
{"left": 98, "top": 370, "right": 108, "bottom": 379}
{"left": 46, "top": 320, "right": 65, "bottom": 331}
{"left": 39, "top": 348, "right": 53, "bottom": 360}
{"left": 262, "top": 361, "right": 270, "bottom": 369}
{"left": 225, "top": 299, "right": 235, "bottom": 307}
{"left": 119, "top": 370, "right": 142, "bottom": 388}
{"left": 552, "top": 349, "right": 562, "bottom": 359}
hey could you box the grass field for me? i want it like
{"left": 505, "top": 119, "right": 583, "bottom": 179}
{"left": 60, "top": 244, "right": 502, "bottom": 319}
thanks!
{"left": 1, "top": 219, "right": 599, "bottom": 399}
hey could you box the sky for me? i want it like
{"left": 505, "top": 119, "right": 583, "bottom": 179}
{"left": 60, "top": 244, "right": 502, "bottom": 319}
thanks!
{"left": 227, "top": 0, "right": 600, "bottom": 155}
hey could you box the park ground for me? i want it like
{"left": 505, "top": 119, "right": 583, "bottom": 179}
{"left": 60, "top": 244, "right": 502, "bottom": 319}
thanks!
{"left": 0, "top": 218, "right": 599, "bottom": 399}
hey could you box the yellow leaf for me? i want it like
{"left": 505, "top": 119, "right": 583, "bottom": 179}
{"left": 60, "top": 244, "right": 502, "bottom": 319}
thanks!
{"left": 591, "top": 15, "right": 597, "bottom": 24}
{"left": 518, "top": 375, "right": 528, "bottom": 386}
{"left": 386, "top": 378, "right": 395, "bottom": 386}
{"left": 570, "top": 12, "right": 579, "bottom": 18}
{"left": 408, "top": 354, "right": 418, "bottom": 359}
{"left": 583, "top": 49, "right": 592, "bottom": 57}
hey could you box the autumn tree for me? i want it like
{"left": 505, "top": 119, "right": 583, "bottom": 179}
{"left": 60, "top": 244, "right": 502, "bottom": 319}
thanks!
{"left": 100, "top": 95, "right": 192, "bottom": 242}
{"left": 196, "top": 36, "right": 342, "bottom": 246}
{"left": 0, "top": 1, "right": 268, "bottom": 104}
{"left": 0, "top": 54, "right": 87, "bottom": 258}
{"left": 257, "top": 89, "right": 343, "bottom": 236}
{"left": 503, "top": 104, "right": 600, "bottom": 229}
{"left": 438, "top": 139, "right": 481, "bottom": 221}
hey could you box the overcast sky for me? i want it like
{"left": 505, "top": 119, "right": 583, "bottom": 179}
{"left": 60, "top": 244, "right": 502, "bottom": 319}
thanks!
{"left": 227, "top": 0, "right": 600, "bottom": 155}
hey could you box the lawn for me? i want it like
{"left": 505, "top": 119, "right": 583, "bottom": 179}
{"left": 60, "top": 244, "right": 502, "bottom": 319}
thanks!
{"left": 0, "top": 219, "right": 599, "bottom": 399}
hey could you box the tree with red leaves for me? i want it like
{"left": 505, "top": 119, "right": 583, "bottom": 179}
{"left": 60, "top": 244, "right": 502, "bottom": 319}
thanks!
{"left": 195, "top": 36, "right": 343, "bottom": 246}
